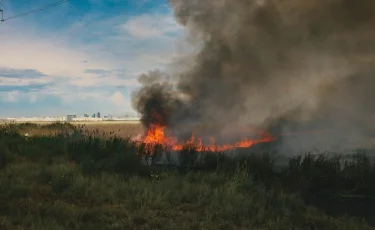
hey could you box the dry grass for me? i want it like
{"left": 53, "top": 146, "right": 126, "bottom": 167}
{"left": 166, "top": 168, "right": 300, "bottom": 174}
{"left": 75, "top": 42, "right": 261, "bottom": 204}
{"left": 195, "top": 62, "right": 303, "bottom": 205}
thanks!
{"left": 76, "top": 122, "right": 144, "bottom": 138}
{"left": 1, "top": 121, "right": 145, "bottom": 138}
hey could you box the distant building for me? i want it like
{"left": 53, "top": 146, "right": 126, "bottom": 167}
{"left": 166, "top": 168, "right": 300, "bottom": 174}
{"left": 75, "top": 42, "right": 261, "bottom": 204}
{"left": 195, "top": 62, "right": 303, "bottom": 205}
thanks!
{"left": 92, "top": 113, "right": 96, "bottom": 118}
{"left": 84, "top": 114, "right": 89, "bottom": 117}
{"left": 66, "top": 115, "right": 76, "bottom": 121}
{"left": 96, "top": 112, "right": 101, "bottom": 118}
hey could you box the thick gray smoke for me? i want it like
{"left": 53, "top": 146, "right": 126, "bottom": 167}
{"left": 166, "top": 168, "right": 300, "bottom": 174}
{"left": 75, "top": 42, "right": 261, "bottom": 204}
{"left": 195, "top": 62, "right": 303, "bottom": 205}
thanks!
{"left": 132, "top": 0, "right": 375, "bottom": 152}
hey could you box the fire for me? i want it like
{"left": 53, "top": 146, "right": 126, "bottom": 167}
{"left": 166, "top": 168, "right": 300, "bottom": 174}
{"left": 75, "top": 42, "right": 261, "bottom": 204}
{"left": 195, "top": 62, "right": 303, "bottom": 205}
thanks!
{"left": 138, "top": 123, "right": 277, "bottom": 154}
{"left": 143, "top": 124, "right": 168, "bottom": 144}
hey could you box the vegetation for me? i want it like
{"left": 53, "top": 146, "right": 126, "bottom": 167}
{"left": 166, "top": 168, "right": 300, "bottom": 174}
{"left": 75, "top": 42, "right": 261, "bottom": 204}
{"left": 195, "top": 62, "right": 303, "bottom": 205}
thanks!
{"left": 0, "top": 122, "right": 374, "bottom": 229}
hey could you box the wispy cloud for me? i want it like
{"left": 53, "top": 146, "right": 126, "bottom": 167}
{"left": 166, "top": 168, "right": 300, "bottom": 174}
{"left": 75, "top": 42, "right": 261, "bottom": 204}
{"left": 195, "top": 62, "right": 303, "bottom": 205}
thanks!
{"left": 4, "top": 91, "right": 21, "bottom": 103}
{"left": 84, "top": 69, "right": 113, "bottom": 75}
{"left": 0, "top": 84, "right": 49, "bottom": 93}
{"left": 0, "top": 68, "right": 46, "bottom": 79}
{"left": 109, "top": 91, "right": 129, "bottom": 107}
{"left": 122, "top": 13, "right": 182, "bottom": 39}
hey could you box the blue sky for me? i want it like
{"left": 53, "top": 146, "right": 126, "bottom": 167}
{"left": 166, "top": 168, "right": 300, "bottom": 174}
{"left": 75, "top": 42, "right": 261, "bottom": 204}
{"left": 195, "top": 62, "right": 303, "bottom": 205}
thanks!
{"left": 0, "top": 0, "right": 184, "bottom": 117}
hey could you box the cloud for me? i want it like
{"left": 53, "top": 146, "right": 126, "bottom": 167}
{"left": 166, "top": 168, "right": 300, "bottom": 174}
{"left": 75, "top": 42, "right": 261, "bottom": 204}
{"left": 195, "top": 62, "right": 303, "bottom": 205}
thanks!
{"left": 3, "top": 90, "right": 38, "bottom": 103}
{"left": 0, "top": 68, "right": 46, "bottom": 79}
{"left": 0, "top": 84, "right": 49, "bottom": 92}
{"left": 5, "top": 91, "right": 21, "bottom": 103}
{"left": 84, "top": 69, "right": 113, "bottom": 75}
{"left": 0, "top": 0, "right": 183, "bottom": 116}
{"left": 29, "top": 93, "right": 38, "bottom": 103}
{"left": 0, "top": 68, "right": 60, "bottom": 92}
{"left": 0, "top": 78, "right": 49, "bottom": 87}
{"left": 109, "top": 91, "right": 128, "bottom": 107}
{"left": 0, "top": 21, "right": 114, "bottom": 79}
{"left": 122, "top": 13, "right": 182, "bottom": 39}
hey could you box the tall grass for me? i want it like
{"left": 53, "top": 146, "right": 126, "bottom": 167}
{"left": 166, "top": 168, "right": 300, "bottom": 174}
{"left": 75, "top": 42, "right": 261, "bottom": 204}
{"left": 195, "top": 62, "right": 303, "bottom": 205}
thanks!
{"left": 0, "top": 122, "right": 374, "bottom": 229}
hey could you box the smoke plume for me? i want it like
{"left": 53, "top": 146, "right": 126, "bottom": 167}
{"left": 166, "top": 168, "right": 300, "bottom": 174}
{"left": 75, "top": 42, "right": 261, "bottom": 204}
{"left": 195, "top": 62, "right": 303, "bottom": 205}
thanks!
{"left": 132, "top": 0, "right": 375, "bottom": 152}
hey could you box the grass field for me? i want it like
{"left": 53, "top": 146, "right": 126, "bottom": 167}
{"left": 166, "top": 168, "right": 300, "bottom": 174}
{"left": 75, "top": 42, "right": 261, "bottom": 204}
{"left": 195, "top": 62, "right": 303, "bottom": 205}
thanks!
{"left": 0, "top": 122, "right": 374, "bottom": 229}
{"left": 0, "top": 121, "right": 144, "bottom": 139}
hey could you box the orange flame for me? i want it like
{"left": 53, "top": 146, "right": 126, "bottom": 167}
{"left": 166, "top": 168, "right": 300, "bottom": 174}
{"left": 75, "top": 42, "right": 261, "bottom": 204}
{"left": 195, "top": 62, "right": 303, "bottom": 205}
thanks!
{"left": 139, "top": 124, "right": 277, "bottom": 154}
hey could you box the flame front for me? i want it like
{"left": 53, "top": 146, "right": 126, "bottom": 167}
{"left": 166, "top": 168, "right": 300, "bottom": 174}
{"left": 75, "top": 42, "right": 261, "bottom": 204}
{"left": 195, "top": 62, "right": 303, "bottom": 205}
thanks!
{"left": 139, "top": 124, "right": 277, "bottom": 154}
{"left": 143, "top": 124, "right": 168, "bottom": 144}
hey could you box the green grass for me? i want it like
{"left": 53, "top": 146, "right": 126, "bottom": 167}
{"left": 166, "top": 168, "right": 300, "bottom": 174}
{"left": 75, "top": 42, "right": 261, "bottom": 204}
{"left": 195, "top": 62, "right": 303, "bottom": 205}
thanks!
{"left": 0, "top": 123, "right": 374, "bottom": 229}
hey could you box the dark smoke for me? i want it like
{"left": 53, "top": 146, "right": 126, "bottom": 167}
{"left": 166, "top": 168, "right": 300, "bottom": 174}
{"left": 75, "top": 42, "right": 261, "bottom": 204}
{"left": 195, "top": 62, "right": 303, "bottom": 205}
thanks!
{"left": 132, "top": 0, "right": 375, "bottom": 152}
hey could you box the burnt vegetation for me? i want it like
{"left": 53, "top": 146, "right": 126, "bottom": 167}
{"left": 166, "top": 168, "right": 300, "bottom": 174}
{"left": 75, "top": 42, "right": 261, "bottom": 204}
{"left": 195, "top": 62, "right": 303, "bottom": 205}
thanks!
{"left": 0, "top": 122, "right": 374, "bottom": 229}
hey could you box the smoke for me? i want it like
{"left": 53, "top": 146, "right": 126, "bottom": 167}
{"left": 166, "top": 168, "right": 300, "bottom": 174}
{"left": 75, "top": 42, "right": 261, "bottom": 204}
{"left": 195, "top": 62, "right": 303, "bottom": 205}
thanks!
{"left": 132, "top": 0, "right": 375, "bottom": 152}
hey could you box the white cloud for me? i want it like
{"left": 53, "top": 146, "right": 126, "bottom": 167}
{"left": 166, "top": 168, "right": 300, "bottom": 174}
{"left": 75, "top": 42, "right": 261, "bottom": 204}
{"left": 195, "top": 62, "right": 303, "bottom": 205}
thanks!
{"left": 67, "top": 75, "right": 139, "bottom": 88}
{"left": 5, "top": 91, "right": 21, "bottom": 102}
{"left": 29, "top": 94, "right": 38, "bottom": 103}
{"left": 0, "top": 12, "right": 182, "bottom": 89}
{"left": 0, "top": 76, "right": 51, "bottom": 86}
{"left": 122, "top": 13, "right": 182, "bottom": 39}
{"left": 0, "top": 3, "right": 185, "bottom": 116}
{"left": 36, "top": 85, "right": 105, "bottom": 103}
{"left": 2, "top": 90, "right": 43, "bottom": 103}
{"left": 109, "top": 91, "right": 128, "bottom": 107}
{"left": 0, "top": 22, "right": 114, "bottom": 80}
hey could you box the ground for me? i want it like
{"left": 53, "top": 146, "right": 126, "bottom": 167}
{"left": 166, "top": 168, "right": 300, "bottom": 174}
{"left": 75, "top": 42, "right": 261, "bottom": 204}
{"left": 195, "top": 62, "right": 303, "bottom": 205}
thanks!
{"left": 0, "top": 122, "right": 374, "bottom": 230}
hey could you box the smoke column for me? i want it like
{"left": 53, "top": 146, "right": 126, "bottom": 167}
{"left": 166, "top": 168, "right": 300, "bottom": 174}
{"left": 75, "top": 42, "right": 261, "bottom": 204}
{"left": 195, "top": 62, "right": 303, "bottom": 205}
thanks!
{"left": 132, "top": 0, "right": 375, "bottom": 152}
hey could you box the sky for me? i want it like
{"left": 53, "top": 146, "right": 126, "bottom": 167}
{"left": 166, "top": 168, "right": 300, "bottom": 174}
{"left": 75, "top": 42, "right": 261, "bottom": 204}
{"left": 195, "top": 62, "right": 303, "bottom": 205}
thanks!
{"left": 0, "top": 0, "right": 184, "bottom": 117}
